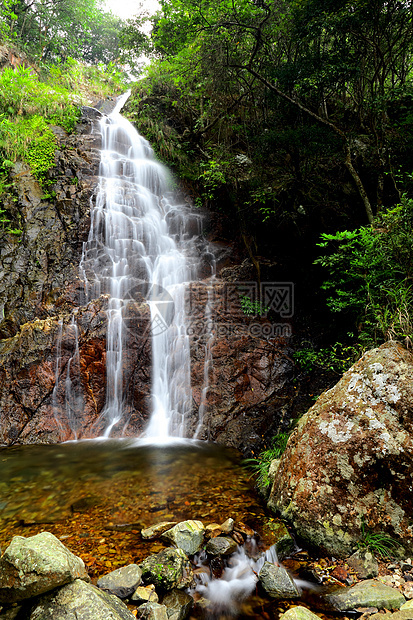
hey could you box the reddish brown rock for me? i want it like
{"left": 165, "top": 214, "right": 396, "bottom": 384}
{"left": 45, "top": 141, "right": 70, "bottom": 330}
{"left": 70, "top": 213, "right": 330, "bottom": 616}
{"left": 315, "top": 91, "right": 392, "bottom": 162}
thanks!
{"left": 268, "top": 341, "right": 413, "bottom": 557}
{"left": 0, "top": 298, "right": 152, "bottom": 444}
{"left": 186, "top": 280, "right": 294, "bottom": 454}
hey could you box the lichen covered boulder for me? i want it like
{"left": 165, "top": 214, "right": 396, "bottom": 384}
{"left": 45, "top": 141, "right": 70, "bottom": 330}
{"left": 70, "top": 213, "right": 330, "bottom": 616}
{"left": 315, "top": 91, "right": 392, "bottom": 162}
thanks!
{"left": 269, "top": 342, "right": 413, "bottom": 557}
{"left": 0, "top": 532, "right": 88, "bottom": 603}
{"left": 139, "top": 548, "right": 193, "bottom": 591}
{"left": 28, "top": 578, "right": 136, "bottom": 619}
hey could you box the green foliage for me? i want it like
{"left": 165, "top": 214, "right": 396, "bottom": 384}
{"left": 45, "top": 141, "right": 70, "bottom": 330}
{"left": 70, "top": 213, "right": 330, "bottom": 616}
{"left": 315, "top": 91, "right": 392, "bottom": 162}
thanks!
{"left": 293, "top": 342, "right": 361, "bottom": 375}
{"left": 243, "top": 432, "right": 290, "bottom": 489}
{"left": 240, "top": 295, "right": 269, "bottom": 317}
{"left": 357, "top": 518, "right": 400, "bottom": 559}
{"left": 0, "top": 0, "right": 124, "bottom": 64}
{"left": 315, "top": 195, "right": 413, "bottom": 347}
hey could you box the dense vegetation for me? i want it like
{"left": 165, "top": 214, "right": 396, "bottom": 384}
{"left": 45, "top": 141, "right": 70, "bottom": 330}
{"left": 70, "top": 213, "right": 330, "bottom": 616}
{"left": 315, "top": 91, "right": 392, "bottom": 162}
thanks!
{"left": 0, "top": 0, "right": 128, "bottom": 231}
{"left": 121, "top": 0, "right": 413, "bottom": 361}
{"left": 1, "top": 0, "right": 413, "bottom": 363}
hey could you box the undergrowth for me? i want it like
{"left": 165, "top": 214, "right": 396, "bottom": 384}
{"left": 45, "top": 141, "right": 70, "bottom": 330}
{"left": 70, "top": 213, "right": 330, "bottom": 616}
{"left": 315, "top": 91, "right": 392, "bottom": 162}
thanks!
{"left": 244, "top": 432, "right": 290, "bottom": 489}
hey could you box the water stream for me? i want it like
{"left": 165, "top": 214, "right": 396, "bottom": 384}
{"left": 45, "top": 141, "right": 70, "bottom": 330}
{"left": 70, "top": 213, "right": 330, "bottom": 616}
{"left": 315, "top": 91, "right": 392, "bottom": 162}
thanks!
{"left": 79, "top": 91, "right": 208, "bottom": 439}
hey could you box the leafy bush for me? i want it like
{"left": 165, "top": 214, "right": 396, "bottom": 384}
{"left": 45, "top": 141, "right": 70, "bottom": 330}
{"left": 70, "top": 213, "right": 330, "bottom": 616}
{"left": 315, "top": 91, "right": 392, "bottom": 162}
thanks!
{"left": 244, "top": 432, "right": 290, "bottom": 489}
{"left": 315, "top": 195, "right": 413, "bottom": 347}
{"left": 293, "top": 342, "right": 362, "bottom": 375}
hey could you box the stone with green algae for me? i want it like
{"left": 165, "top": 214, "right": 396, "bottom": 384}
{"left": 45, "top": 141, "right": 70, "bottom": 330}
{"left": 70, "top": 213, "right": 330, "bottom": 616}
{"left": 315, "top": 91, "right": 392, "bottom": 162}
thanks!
{"left": 281, "top": 606, "right": 322, "bottom": 620}
{"left": 0, "top": 532, "right": 88, "bottom": 604}
{"left": 161, "top": 521, "right": 205, "bottom": 556}
{"left": 325, "top": 579, "right": 406, "bottom": 611}
{"left": 28, "top": 578, "right": 135, "bottom": 619}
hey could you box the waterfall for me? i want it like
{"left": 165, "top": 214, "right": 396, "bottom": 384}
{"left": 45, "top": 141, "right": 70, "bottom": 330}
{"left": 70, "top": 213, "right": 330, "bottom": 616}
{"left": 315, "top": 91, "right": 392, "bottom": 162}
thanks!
{"left": 78, "top": 92, "right": 204, "bottom": 439}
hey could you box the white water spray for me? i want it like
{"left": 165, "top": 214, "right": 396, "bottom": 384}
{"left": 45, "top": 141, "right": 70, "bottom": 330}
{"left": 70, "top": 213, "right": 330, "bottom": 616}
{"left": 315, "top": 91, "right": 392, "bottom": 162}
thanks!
{"left": 79, "top": 92, "right": 204, "bottom": 438}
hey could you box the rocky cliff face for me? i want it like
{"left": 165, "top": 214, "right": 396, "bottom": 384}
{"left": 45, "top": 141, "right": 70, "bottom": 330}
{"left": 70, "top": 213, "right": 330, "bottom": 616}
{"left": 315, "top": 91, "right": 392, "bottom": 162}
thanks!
{"left": 268, "top": 341, "right": 413, "bottom": 557}
{"left": 0, "top": 106, "right": 293, "bottom": 452}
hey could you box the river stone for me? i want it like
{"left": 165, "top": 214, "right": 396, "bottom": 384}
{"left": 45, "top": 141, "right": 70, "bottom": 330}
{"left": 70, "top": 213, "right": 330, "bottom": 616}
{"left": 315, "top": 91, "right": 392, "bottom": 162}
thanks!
{"left": 162, "top": 589, "right": 193, "bottom": 620}
{"left": 161, "top": 521, "right": 205, "bottom": 556}
{"left": 205, "top": 537, "right": 238, "bottom": 557}
{"left": 220, "top": 518, "right": 235, "bottom": 534}
{"left": 131, "top": 585, "right": 159, "bottom": 604}
{"left": 259, "top": 562, "right": 300, "bottom": 599}
{"left": 28, "top": 578, "right": 135, "bottom": 619}
{"left": 281, "top": 606, "right": 322, "bottom": 620}
{"left": 269, "top": 342, "right": 413, "bottom": 557}
{"left": 347, "top": 549, "right": 379, "bottom": 578}
{"left": 369, "top": 612, "right": 413, "bottom": 620}
{"left": 325, "top": 579, "right": 406, "bottom": 611}
{"left": 0, "top": 532, "right": 88, "bottom": 603}
{"left": 139, "top": 548, "right": 193, "bottom": 590}
{"left": 262, "top": 520, "right": 295, "bottom": 560}
{"left": 136, "top": 602, "right": 168, "bottom": 620}
{"left": 97, "top": 564, "right": 142, "bottom": 599}
{"left": 402, "top": 601, "right": 413, "bottom": 609}
{"left": 141, "top": 523, "right": 178, "bottom": 541}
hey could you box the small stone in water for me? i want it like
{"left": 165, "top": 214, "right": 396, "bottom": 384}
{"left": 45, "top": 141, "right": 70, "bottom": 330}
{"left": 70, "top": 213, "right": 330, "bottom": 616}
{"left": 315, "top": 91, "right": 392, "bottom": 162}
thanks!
{"left": 131, "top": 585, "right": 158, "bottom": 605}
{"left": 220, "top": 518, "right": 235, "bottom": 534}
{"left": 205, "top": 537, "right": 238, "bottom": 557}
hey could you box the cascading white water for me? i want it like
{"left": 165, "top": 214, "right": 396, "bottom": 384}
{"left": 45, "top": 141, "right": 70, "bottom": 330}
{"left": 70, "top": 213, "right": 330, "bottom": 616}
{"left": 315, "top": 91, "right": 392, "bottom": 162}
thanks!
{"left": 79, "top": 92, "right": 203, "bottom": 438}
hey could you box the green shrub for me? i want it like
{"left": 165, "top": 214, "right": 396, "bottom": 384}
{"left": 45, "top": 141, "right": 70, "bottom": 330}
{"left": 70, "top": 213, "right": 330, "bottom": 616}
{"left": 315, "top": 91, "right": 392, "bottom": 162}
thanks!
{"left": 244, "top": 432, "right": 290, "bottom": 489}
{"left": 315, "top": 195, "right": 413, "bottom": 348}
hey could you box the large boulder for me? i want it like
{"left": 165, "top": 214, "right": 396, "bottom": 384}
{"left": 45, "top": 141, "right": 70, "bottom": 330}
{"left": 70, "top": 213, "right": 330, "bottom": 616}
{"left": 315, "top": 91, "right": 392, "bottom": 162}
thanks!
{"left": 269, "top": 342, "right": 413, "bottom": 557}
{"left": 28, "top": 578, "right": 136, "bottom": 619}
{"left": 0, "top": 532, "right": 88, "bottom": 603}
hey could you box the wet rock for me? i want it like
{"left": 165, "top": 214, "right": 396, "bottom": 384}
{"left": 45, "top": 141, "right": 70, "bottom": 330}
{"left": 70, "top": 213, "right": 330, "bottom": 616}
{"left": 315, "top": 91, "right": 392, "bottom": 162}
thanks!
{"left": 259, "top": 562, "right": 300, "bottom": 599}
{"left": 220, "top": 518, "right": 235, "bottom": 534}
{"left": 269, "top": 342, "right": 413, "bottom": 557}
{"left": 262, "top": 520, "right": 295, "bottom": 560}
{"left": 136, "top": 602, "right": 168, "bottom": 620}
{"left": 205, "top": 524, "right": 222, "bottom": 539}
{"left": 162, "top": 521, "right": 205, "bottom": 556}
{"left": 141, "top": 523, "right": 178, "bottom": 541}
{"left": 131, "top": 585, "right": 159, "bottom": 605}
{"left": 401, "top": 600, "right": 413, "bottom": 609}
{"left": 0, "top": 532, "right": 88, "bottom": 603}
{"left": 28, "top": 578, "right": 135, "bottom": 619}
{"left": 281, "top": 606, "right": 322, "bottom": 620}
{"left": 347, "top": 549, "right": 379, "bottom": 579}
{"left": 97, "top": 564, "right": 142, "bottom": 599}
{"left": 162, "top": 589, "right": 193, "bottom": 620}
{"left": 325, "top": 579, "right": 406, "bottom": 611}
{"left": 186, "top": 280, "right": 294, "bottom": 455}
{"left": 139, "top": 548, "right": 194, "bottom": 590}
{"left": 0, "top": 605, "right": 26, "bottom": 619}
{"left": 369, "top": 611, "right": 413, "bottom": 620}
{"left": 205, "top": 537, "right": 238, "bottom": 557}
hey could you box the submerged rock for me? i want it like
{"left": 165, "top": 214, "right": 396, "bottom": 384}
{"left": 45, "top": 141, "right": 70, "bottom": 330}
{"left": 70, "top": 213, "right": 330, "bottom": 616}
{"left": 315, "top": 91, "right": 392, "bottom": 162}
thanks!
{"left": 139, "top": 548, "right": 193, "bottom": 591}
{"left": 28, "top": 578, "right": 135, "bottom": 619}
{"left": 162, "top": 520, "right": 205, "bottom": 556}
{"left": 269, "top": 342, "right": 413, "bottom": 556}
{"left": 97, "top": 564, "right": 142, "bottom": 599}
{"left": 258, "top": 562, "right": 300, "bottom": 599}
{"left": 0, "top": 532, "right": 88, "bottom": 603}
{"left": 325, "top": 579, "right": 406, "bottom": 611}
{"left": 141, "top": 523, "right": 178, "bottom": 541}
